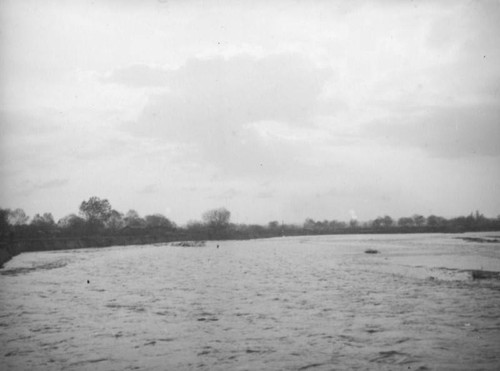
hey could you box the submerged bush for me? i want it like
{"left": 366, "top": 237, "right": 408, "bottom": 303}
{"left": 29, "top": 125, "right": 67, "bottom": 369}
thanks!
{"left": 170, "top": 241, "right": 206, "bottom": 247}
{"left": 471, "top": 270, "right": 500, "bottom": 280}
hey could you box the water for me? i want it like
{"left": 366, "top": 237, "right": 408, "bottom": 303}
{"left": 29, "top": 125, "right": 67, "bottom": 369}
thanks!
{"left": 1, "top": 233, "right": 500, "bottom": 370}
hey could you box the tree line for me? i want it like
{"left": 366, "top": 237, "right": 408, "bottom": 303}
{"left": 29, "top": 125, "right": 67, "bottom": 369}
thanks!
{"left": 0, "top": 197, "right": 233, "bottom": 241}
{"left": 302, "top": 211, "right": 500, "bottom": 234}
{"left": 1, "top": 196, "right": 500, "bottom": 243}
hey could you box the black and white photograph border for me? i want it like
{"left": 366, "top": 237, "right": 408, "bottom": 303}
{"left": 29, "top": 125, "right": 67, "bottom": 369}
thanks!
{"left": 1, "top": 1, "right": 500, "bottom": 370}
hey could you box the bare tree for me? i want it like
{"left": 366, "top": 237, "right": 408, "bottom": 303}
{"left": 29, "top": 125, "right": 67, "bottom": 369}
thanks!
{"left": 202, "top": 207, "right": 231, "bottom": 237}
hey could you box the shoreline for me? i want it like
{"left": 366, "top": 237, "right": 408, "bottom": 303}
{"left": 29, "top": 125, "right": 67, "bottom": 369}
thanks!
{"left": 0, "top": 235, "right": 181, "bottom": 268}
{"left": 2, "top": 230, "right": 500, "bottom": 270}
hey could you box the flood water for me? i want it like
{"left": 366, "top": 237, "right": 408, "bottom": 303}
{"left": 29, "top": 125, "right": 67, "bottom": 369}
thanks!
{"left": 1, "top": 233, "right": 500, "bottom": 370}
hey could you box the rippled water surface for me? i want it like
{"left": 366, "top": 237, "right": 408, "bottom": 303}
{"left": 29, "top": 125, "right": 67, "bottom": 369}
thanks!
{"left": 1, "top": 233, "right": 500, "bottom": 370}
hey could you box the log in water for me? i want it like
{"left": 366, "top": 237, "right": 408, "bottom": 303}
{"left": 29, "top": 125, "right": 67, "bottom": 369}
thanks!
{"left": 1, "top": 233, "right": 500, "bottom": 370}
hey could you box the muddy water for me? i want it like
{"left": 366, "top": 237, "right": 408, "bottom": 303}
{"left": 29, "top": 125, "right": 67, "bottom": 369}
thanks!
{"left": 1, "top": 233, "right": 500, "bottom": 370}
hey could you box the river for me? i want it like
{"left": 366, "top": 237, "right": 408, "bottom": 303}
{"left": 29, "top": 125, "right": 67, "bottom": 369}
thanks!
{"left": 1, "top": 233, "right": 500, "bottom": 370}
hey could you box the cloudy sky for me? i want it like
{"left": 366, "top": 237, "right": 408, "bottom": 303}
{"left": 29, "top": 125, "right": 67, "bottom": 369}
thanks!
{"left": 1, "top": 0, "right": 499, "bottom": 225}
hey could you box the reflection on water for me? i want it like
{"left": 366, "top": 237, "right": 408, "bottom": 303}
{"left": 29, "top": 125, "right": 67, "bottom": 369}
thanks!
{"left": 1, "top": 234, "right": 500, "bottom": 370}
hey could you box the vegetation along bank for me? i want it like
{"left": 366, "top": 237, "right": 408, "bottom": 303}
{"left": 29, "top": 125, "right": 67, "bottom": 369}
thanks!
{"left": 2, "top": 196, "right": 500, "bottom": 267}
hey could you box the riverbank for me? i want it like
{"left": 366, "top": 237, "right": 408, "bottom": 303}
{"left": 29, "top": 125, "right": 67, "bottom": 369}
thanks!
{"left": 2, "top": 230, "right": 500, "bottom": 269}
{"left": 0, "top": 234, "right": 184, "bottom": 268}
{"left": 0, "top": 245, "right": 16, "bottom": 268}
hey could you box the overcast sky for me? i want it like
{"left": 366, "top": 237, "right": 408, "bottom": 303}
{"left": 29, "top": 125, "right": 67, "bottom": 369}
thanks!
{"left": 1, "top": 0, "right": 499, "bottom": 225}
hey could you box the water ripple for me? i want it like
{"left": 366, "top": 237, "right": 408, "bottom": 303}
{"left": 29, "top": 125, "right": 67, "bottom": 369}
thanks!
{"left": 1, "top": 234, "right": 500, "bottom": 370}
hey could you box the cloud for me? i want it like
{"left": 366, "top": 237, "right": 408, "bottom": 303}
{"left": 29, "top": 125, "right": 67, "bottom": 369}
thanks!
{"left": 38, "top": 178, "right": 69, "bottom": 189}
{"left": 139, "top": 184, "right": 160, "bottom": 194}
{"left": 121, "top": 53, "right": 333, "bottom": 177}
{"left": 0, "top": 108, "right": 132, "bottom": 174}
{"left": 121, "top": 53, "right": 331, "bottom": 124}
{"left": 357, "top": 1, "right": 500, "bottom": 159}
{"left": 365, "top": 104, "right": 500, "bottom": 158}
{"left": 2, "top": 0, "right": 499, "bottom": 223}
{"left": 0, "top": 109, "right": 63, "bottom": 137}
{"left": 11, "top": 178, "right": 69, "bottom": 197}
{"left": 102, "top": 65, "right": 172, "bottom": 87}
{"left": 208, "top": 188, "right": 240, "bottom": 201}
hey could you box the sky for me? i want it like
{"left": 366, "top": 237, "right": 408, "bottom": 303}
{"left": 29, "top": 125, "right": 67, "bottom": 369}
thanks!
{"left": 1, "top": 0, "right": 499, "bottom": 225}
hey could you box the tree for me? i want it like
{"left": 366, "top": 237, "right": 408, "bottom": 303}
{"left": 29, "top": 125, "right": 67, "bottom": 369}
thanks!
{"left": 186, "top": 220, "right": 206, "bottom": 231}
{"left": 398, "top": 217, "right": 414, "bottom": 228}
{"left": 185, "top": 220, "right": 208, "bottom": 238}
{"left": 79, "top": 197, "right": 112, "bottom": 224}
{"left": 372, "top": 217, "right": 383, "bottom": 229}
{"left": 329, "top": 220, "right": 347, "bottom": 231}
{"left": 304, "top": 218, "right": 316, "bottom": 232}
{"left": 124, "top": 210, "right": 145, "bottom": 228}
{"left": 0, "top": 208, "right": 11, "bottom": 236}
{"left": 105, "top": 210, "right": 124, "bottom": 231}
{"left": 268, "top": 221, "right": 280, "bottom": 230}
{"left": 202, "top": 208, "right": 231, "bottom": 227}
{"left": 30, "top": 213, "right": 56, "bottom": 234}
{"left": 427, "top": 215, "right": 447, "bottom": 228}
{"left": 373, "top": 215, "right": 393, "bottom": 229}
{"left": 31, "top": 213, "right": 55, "bottom": 226}
{"left": 383, "top": 215, "right": 394, "bottom": 228}
{"left": 8, "top": 208, "right": 29, "bottom": 226}
{"left": 58, "top": 214, "right": 87, "bottom": 236}
{"left": 144, "top": 214, "right": 175, "bottom": 230}
{"left": 412, "top": 214, "right": 426, "bottom": 227}
{"left": 202, "top": 207, "right": 231, "bottom": 237}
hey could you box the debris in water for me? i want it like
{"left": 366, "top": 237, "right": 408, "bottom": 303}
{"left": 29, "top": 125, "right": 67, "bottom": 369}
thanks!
{"left": 470, "top": 270, "right": 500, "bottom": 280}
{"left": 459, "top": 237, "right": 500, "bottom": 243}
{"left": 170, "top": 241, "right": 206, "bottom": 247}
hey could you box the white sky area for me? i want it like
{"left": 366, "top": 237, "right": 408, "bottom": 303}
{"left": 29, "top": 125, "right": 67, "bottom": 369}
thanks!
{"left": 1, "top": 0, "right": 499, "bottom": 225}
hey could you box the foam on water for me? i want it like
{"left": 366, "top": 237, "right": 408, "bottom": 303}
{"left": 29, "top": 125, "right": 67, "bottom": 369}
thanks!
{"left": 1, "top": 233, "right": 500, "bottom": 370}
